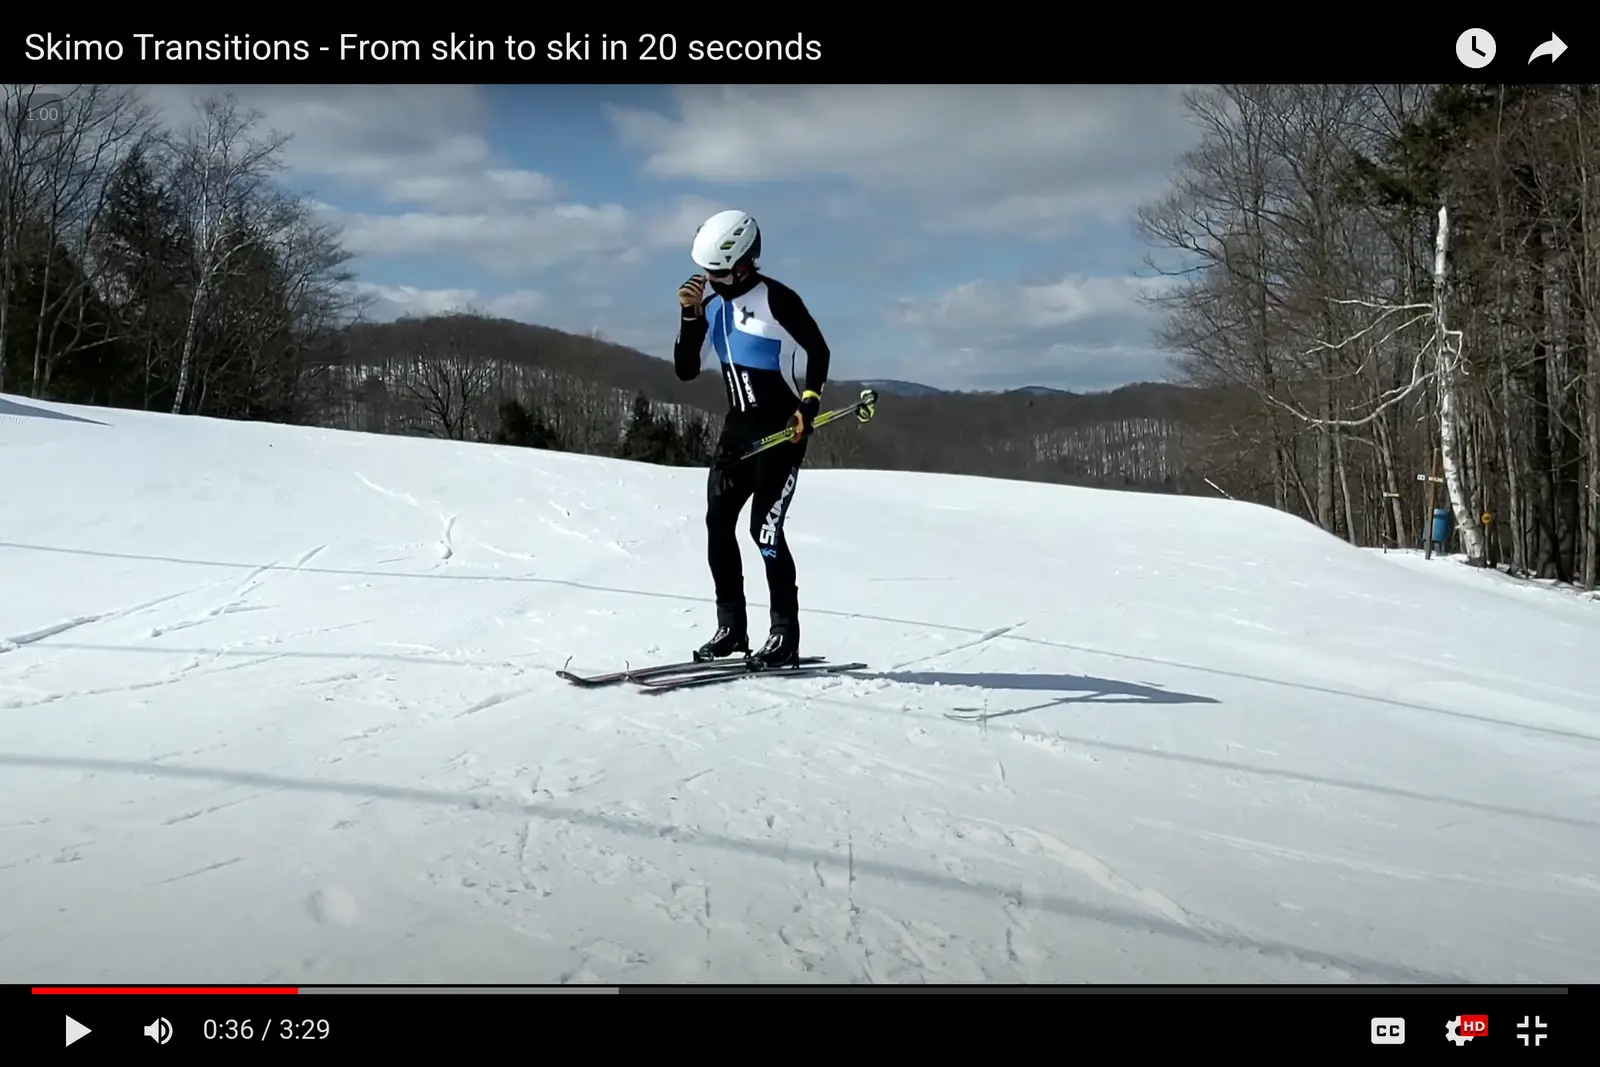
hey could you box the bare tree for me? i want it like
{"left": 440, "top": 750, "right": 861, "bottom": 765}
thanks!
{"left": 0, "top": 84, "right": 56, "bottom": 394}
{"left": 23, "top": 85, "right": 155, "bottom": 397}
{"left": 1576, "top": 92, "right": 1600, "bottom": 588}
{"left": 166, "top": 94, "right": 290, "bottom": 414}
{"left": 394, "top": 314, "right": 496, "bottom": 440}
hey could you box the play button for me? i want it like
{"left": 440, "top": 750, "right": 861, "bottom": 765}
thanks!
{"left": 66, "top": 1016, "right": 91, "bottom": 1047}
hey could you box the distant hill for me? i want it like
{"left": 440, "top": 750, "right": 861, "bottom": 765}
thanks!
{"left": 310, "top": 312, "right": 1233, "bottom": 498}
{"left": 861, "top": 379, "right": 947, "bottom": 397}
{"left": 865, "top": 381, "right": 1111, "bottom": 398}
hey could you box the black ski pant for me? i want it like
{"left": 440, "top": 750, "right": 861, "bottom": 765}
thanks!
{"left": 706, "top": 427, "right": 807, "bottom": 633}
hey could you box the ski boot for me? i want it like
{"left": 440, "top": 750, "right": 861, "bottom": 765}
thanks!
{"left": 693, "top": 626, "right": 749, "bottom": 662}
{"left": 693, "top": 606, "right": 750, "bottom": 662}
{"left": 748, "top": 615, "right": 801, "bottom": 671}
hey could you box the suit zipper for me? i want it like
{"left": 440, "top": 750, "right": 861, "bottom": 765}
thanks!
{"left": 722, "top": 301, "right": 745, "bottom": 412}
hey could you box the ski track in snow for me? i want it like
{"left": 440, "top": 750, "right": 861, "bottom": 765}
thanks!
{"left": 1, "top": 393, "right": 1598, "bottom": 985}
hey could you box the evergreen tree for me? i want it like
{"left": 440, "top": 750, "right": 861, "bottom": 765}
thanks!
{"left": 491, "top": 398, "right": 562, "bottom": 450}
{"left": 619, "top": 392, "right": 719, "bottom": 466}
{"left": 620, "top": 392, "right": 682, "bottom": 464}
{"left": 680, "top": 414, "right": 714, "bottom": 466}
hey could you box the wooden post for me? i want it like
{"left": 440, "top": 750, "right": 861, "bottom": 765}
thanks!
{"left": 1423, "top": 446, "right": 1440, "bottom": 559}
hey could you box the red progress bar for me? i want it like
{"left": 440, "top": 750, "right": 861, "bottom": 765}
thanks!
{"left": 34, "top": 987, "right": 299, "bottom": 994}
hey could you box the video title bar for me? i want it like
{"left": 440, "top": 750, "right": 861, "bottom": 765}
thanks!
{"left": 12, "top": 24, "right": 1592, "bottom": 81}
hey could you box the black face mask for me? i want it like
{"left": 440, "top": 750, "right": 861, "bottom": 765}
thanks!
{"left": 707, "top": 261, "right": 758, "bottom": 299}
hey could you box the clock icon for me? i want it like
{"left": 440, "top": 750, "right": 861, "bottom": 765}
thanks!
{"left": 1456, "top": 28, "right": 1496, "bottom": 68}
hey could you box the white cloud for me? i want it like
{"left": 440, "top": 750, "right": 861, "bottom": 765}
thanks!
{"left": 315, "top": 200, "right": 632, "bottom": 275}
{"left": 889, "top": 274, "right": 1177, "bottom": 391}
{"left": 607, "top": 86, "right": 1198, "bottom": 238}
{"left": 138, "top": 86, "right": 556, "bottom": 213}
{"left": 139, "top": 85, "right": 635, "bottom": 274}
{"left": 136, "top": 87, "right": 524, "bottom": 207}
{"left": 354, "top": 282, "right": 546, "bottom": 323}
{"left": 639, "top": 194, "right": 726, "bottom": 249}
{"left": 895, "top": 275, "right": 1165, "bottom": 334}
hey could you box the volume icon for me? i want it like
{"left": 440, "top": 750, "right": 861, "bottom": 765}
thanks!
{"left": 144, "top": 1017, "right": 172, "bottom": 1044}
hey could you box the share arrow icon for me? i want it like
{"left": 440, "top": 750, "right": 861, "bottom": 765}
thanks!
{"left": 1528, "top": 33, "right": 1566, "bottom": 63}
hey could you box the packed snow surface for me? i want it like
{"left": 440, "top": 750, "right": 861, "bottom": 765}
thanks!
{"left": 2, "top": 393, "right": 1598, "bottom": 984}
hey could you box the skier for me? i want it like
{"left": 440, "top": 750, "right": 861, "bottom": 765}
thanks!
{"left": 673, "top": 209, "right": 831, "bottom": 669}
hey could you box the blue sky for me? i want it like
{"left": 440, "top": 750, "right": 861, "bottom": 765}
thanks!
{"left": 146, "top": 85, "right": 1200, "bottom": 392}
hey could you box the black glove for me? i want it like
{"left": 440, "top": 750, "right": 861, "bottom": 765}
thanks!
{"left": 678, "top": 274, "right": 707, "bottom": 319}
{"left": 790, "top": 390, "right": 822, "bottom": 438}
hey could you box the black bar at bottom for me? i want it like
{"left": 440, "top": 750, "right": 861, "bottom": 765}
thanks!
{"left": 12, "top": 986, "right": 1583, "bottom": 1058}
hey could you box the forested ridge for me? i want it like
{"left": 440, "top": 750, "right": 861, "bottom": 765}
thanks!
{"left": 5, "top": 84, "right": 1596, "bottom": 589}
{"left": 1141, "top": 85, "right": 1600, "bottom": 587}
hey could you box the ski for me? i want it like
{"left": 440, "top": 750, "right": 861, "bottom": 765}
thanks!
{"left": 636, "top": 661, "right": 868, "bottom": 693}
{"left": 557, "top": 655, "right": 825, "bottom": 687}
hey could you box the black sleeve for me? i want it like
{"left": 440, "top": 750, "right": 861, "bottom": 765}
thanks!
{"left": 765, "top": 279, "right": 831, "bottom": 395}
{"left": 673, "top": 310, "right": 707, "bottom": 382}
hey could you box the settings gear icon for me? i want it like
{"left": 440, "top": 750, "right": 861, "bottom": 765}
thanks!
{"left": 1446, "top": 1017, "right": 1475, "bottom": 1046}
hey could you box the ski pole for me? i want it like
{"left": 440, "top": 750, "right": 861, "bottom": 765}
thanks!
{"left": 738, "top": 388, "right": 879, "bottom": 460}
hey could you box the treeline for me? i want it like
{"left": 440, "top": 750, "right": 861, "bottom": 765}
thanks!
{"left": 1, "top": 86, "right": 354, "bottom": 418}
{"left": 488, "top": 390, "right": 712, "bottom": 467}
{"left": 1138, "top": 84, "right": 1600, "bottom": 586}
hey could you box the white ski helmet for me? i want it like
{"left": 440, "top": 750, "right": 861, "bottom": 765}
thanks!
{"left": 691, "top": 210, "right": 760, "bottom": 273}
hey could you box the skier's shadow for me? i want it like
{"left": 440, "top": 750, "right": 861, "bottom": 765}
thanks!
{"left": 879, "top": 670, "right": 1218, "bottom": 722}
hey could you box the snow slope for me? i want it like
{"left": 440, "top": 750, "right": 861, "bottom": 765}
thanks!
{"left": 2, "top": 393, "right": 1598, "bottom": 984}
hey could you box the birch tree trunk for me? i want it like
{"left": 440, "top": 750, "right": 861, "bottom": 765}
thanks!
{"left": 168, "top": 95, "right": 288, "bottom": 415}
{"left": 1433, "top": 204, "right": 1486, "bottom": 562}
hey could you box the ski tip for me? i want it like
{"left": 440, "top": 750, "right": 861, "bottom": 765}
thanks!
{"left": 556, "top": 671, "right": 595, "bottom": 685}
